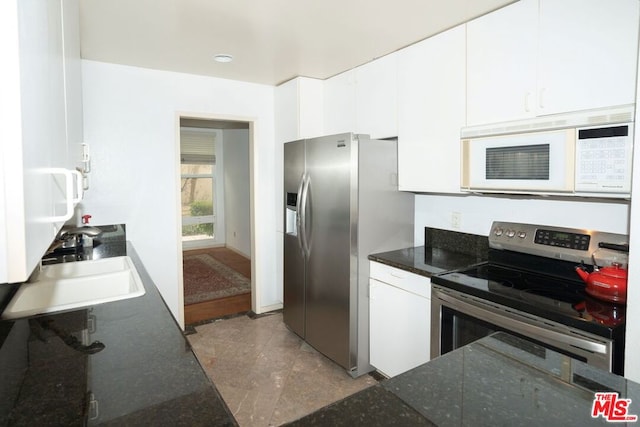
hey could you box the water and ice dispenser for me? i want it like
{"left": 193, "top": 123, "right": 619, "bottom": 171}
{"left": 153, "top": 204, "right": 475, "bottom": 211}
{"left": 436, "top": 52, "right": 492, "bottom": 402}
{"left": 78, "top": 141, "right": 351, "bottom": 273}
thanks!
{"left": 286, "top": 192, "right": 298, "bottom": 236}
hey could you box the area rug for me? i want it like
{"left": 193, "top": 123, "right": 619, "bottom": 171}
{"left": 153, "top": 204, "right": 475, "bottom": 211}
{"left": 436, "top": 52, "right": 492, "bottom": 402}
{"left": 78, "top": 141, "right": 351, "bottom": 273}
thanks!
{"left": 183, "top": 253, "right": 250, "bottom": 304}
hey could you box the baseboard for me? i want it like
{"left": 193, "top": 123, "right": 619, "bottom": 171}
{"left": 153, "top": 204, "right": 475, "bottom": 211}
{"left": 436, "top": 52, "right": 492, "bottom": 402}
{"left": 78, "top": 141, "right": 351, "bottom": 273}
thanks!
{"left": 255, "top": 302, "right": 283, "bottom": 314}
{"left": 182, "top": 241, "right": 225, "bottom": 251}
{"left": 224, "top": 244, "right": 250, "bottom": 259}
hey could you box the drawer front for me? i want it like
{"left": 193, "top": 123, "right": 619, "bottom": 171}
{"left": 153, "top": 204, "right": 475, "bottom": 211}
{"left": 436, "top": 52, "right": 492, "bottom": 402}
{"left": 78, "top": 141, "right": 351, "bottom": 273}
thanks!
{"left": 369, "top": 261, "right": 430, "bottom": 298}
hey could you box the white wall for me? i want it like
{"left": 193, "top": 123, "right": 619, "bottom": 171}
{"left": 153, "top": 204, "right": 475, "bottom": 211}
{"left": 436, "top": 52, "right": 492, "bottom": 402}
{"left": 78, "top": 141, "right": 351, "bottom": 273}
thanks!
{"left": 414, "top": 194, "right": 630, "bottom": 244}
{"left": 81, "top": 60, "right": 277, "bottom": 327}
{"left": 223, "top": 128, "right": 251, "bottom": 257}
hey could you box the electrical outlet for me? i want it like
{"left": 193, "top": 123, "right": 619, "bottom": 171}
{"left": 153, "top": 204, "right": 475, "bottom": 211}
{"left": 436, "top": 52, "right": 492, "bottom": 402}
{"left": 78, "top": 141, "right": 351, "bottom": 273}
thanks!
{"left": 451, "top": 212, "right": 462, "bottom": 229}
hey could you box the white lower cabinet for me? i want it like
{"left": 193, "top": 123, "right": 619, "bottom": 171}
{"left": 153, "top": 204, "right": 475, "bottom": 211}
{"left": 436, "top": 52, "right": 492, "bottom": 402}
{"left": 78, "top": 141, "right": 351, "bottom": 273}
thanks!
{"left": 369, "top": 261, "right": 431, "bottom": 377}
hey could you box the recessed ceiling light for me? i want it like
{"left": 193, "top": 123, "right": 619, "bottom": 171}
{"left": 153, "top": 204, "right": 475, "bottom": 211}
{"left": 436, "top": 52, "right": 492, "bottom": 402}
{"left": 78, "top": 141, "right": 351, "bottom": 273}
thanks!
{"left": 213, "top": 54, "right": 233, "bottom": 63}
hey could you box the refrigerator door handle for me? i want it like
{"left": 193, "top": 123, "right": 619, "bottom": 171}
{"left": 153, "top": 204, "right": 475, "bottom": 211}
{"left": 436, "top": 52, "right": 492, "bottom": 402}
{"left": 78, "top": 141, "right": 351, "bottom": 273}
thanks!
{"left": 295, "top": 173, "right": 305, "bottom": 255}
{"left": 300, "top": 173, "right": 311, "bottom": 257}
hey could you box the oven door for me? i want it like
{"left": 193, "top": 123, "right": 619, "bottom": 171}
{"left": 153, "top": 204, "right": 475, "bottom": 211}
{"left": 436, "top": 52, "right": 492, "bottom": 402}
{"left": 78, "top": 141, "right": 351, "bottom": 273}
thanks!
{"left": 431, "top": 286, "right": 614, "bottom": 373}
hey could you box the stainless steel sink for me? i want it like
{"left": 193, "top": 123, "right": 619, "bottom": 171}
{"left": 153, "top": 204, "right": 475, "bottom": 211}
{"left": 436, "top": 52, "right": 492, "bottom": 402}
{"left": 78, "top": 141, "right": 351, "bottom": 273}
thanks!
{"left": 2, "top": 256, "right": 145, "bottom": 320}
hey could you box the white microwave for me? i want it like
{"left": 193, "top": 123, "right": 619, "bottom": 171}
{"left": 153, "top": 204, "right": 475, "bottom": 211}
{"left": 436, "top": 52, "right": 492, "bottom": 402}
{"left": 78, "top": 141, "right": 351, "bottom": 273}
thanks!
{"left": 460, "top": 106, "right": 635, "bottom": 198}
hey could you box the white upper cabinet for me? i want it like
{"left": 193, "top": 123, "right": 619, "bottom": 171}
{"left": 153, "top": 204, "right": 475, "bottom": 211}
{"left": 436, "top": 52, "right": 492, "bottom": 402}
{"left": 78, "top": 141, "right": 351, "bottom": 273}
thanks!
{"left": 62, "top": 0, "right": 85, "bottom": 170}
{"left": 537, "top": 0, "right": 639, "bottom": 115}
{"left": 323, "top": 70, "right": 357, "bottom": 136}
{"left": 324, "top": 54, "right": 398, "bottom": 140}
{"left": 397, "top": 25, "right": 466, "bottom": 193}
{"left": 0, "top": 0, "right": 83, "bottom": 284}
{"left": 355, "top": 53, "right": 398, "bottom": 139}
{"left": 275, "top": 77, "right": 324, "bottom": 143}
{"left": 467, "top": 0, "right": 639, "bottom": 126}
{"left": 466, "top": 0, "right": 538, "bottom": 125}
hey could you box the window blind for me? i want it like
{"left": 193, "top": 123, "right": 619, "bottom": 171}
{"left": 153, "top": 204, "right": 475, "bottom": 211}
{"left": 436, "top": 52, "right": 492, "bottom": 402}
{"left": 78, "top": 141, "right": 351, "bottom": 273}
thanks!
{"left": 180, "top": 128, "right": 216, "bottom": 164}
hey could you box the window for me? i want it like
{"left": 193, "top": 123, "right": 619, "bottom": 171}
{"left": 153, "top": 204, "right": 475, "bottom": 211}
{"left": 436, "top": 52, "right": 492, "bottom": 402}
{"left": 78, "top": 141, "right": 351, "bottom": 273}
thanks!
{"left": 180, "top": 128, "right": 217, "bottom": 244}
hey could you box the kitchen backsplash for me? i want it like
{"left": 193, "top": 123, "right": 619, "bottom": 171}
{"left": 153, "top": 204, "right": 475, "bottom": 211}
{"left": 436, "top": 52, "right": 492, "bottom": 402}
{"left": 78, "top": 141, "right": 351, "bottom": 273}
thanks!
{"left": 425, "top": 227, "right": 488, "bottom": 261}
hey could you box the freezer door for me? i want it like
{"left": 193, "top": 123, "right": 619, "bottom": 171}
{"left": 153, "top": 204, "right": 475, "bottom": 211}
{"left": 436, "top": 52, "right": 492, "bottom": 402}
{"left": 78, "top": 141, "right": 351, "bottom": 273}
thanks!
{"left": 304, "top": 134, "right": 356, "bottom": 370}
{"left": 283, "top": 140, "right": 306, "bottom": 338}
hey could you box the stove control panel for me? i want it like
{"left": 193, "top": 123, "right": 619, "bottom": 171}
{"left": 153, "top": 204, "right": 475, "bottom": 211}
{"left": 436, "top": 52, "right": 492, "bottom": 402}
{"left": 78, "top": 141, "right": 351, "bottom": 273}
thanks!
{"left": 489, "top": 221, "right": 628, "bottom": 264}
{"left": 493, "top": 227, "right": 528, "bottom": 239}
{"left": 534, "top": 229, "right": 590, "bottom": 251}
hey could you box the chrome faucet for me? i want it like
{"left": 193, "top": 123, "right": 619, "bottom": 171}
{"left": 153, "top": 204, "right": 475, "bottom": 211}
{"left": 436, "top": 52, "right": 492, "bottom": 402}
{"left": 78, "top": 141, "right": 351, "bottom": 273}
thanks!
{"left": 61, "top": 226, "right": 102, "bottom": 238}
{"left": 46, "top": 226, "right": 103, "bottom": 254}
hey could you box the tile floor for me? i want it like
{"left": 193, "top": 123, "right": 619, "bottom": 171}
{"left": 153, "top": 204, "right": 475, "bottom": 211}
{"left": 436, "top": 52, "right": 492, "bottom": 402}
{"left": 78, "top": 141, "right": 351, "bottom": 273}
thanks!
{"left": 187, "top": 312, "right": 378, "bottom": 426}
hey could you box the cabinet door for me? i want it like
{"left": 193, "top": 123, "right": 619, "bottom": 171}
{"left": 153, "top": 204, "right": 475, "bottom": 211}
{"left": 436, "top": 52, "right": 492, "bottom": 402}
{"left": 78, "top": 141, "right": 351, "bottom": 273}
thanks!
{"left": 23, "top": 0, "right": 69, "bottom": 280}
{"left": 323, "top": 70, "right": 357, "bottom": 135}
{"left": 466, "top": 0, "right": 539, "bottom": 125}
{"left": 275, "top": 78, "right": 301, "bottom": 145}
{"left": 1, "top": 0, "right": 72, "bottom": 283}
{"left": 355, "top": 53, "right": 398, "bottom": 139}
{"left": 369, "top": 278, "right": 430, "bottom": 378}
{"left": 275, "top": 77, "right": 324, "bottom": 144}
{"left": 537, "top": 0, "right": 640, "bottom": 115}
{"left": 62, "top": 0, "right": 84, "bottom": 169}
{"left": 397, "top": 25, "right": 466, "bottom": 193}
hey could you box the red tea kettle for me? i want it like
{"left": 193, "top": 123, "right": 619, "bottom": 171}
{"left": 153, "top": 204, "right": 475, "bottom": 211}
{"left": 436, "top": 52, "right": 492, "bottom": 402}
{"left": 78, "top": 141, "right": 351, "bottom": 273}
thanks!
{"left": 575, "top": 242, "right": 629, "bottom": 304}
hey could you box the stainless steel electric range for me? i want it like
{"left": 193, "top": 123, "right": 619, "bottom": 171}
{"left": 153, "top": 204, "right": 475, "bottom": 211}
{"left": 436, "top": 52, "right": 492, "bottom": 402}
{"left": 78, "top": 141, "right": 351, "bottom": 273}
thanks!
{"left": 431, "top": 221, "right": 628, "bottom": 375}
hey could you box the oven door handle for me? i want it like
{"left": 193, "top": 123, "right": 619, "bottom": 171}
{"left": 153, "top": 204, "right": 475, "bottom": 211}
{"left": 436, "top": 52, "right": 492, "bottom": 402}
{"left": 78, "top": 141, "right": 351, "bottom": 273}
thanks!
{"left": 434, "top": 290, "right": 610, "bottom": 356}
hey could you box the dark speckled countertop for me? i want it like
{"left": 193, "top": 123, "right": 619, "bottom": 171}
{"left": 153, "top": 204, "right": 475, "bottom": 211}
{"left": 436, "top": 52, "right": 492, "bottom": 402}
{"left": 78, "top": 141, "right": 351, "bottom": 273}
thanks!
{"left": 368, "top": 246, "right": 482, "bottom": 277}
{"left": 0, "top": 227, "right": 236, "bottom": 426}
{"left": 288, "top": 332, "right": 640, "bottom": 426}
{"left": 368, "top": 227, "right": 488, "bottom": 277}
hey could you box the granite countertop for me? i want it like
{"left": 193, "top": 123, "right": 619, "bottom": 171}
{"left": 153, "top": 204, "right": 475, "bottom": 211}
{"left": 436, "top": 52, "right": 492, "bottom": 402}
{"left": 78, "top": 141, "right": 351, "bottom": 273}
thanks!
{"left": 0, "top": 229, "right": 236, "bottom": 426}
{"left": 369, "top": 227, "right": 488, "bottom": 278}
{"left": 287, "top": 332, "right": 640, "bottom": 426}
{"left": 368, "top": 246, "right": 482, "bottom": 278}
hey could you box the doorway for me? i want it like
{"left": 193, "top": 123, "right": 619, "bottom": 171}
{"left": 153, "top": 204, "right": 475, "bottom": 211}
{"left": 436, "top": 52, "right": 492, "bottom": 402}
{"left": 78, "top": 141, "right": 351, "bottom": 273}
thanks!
{"left": 178, "top": 116, "right": 252, "bottom": 324}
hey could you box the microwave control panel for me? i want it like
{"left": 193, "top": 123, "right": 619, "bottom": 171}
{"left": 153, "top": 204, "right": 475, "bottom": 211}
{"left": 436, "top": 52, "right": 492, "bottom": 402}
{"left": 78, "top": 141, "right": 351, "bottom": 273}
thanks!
{"left": 574, "top": 124, "right": 633, "bottom": 194}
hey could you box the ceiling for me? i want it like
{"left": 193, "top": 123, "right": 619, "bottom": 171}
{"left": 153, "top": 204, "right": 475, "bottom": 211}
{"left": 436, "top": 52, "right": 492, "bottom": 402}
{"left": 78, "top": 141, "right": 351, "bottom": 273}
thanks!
{"left": 79, "top": 0, "right": 516, "bottom": 86}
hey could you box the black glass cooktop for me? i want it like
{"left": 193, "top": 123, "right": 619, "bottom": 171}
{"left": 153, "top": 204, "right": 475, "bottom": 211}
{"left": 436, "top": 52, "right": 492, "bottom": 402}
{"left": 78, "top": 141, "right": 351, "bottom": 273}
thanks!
{"left": 466, "top": 263, "right": 586, "bottom": 304}
{"left": 432, "top": 261, "right": 626, "bottom": 338}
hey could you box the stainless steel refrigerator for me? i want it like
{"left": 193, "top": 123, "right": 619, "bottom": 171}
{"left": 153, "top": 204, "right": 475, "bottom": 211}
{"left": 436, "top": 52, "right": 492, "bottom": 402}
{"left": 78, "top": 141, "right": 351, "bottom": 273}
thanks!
{"left": 283, "top": 133, "right": 414, "bottom": 377}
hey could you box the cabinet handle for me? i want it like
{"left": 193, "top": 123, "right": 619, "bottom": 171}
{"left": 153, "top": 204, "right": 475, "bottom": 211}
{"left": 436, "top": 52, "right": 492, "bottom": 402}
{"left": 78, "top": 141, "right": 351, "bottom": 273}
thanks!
{"left": 43, "top": 168, "right": 82, "bottom": 222}
{"left": 369, "top": 282, "right": 377, "bottom": 299}
{"left": 88, "top": 392, "right": 99, "bottom": 420}
{"left": 539, "top": 88, "right": 546, "bottom": 110}
{"left": 87, "top": 314, "right": 96, "bottom": 333}
{"left": 71, "top": 170, "right": 84, "bottom": 204}
{"left": 524, "top": 91, "right": 532, "bottom": 113}
{"left": 390, "top": 271, "right": 407, "bottom": 279}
